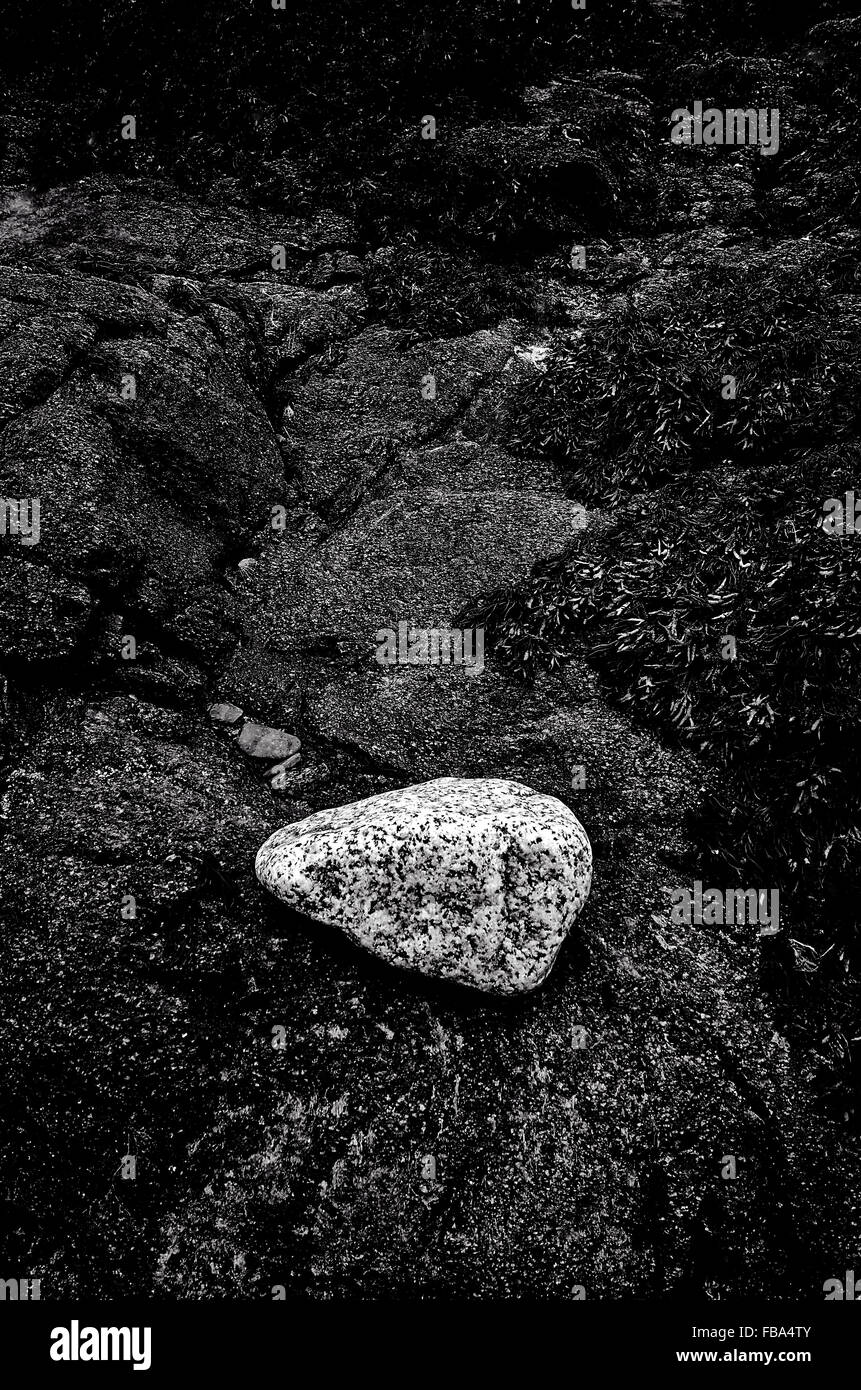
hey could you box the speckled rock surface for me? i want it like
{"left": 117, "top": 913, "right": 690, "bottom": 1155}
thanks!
{"left": 4, "top": 107, "right": 861, "bottom": 1298}
{"left": 237, "top": 722, "right": 301, "bottom": 761}
{"left": 255, "top": 776, "right": 592, "bottom": 995}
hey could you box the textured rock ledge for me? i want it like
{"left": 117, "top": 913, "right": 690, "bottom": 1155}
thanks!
{"left": 255, "top": 776, "right": 592, "bottom": 994}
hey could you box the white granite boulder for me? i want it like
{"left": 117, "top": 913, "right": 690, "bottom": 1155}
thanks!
{"left": 255, "top": 776, "right": 591, "bottom": 995}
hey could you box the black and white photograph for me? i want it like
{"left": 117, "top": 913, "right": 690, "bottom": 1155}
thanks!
{"left": 0, "top": 0, "right": 860, "bottom": 1368}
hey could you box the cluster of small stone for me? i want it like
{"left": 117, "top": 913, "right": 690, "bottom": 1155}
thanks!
{"left": 208, "top": 702, "right": 301, "bottom": 791}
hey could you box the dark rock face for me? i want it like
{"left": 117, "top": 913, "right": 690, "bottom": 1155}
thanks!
{"left": 0, "top": 259, "right": 285, "bottom": 676}
{"left": 1, "top": 66, "right": 860, "bottom": 1299}
{"left": 279, "top": 323, "right": 520, "bottom": 510}
{"left": 378, "top": 76, "right": 655, "bottom": 247}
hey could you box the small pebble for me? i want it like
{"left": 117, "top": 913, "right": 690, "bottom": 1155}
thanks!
{"left": 208, "top": 702, "right": 244, "bottom": 725}
{"left": 238, "top": 721, "right": 301, "bottom": 760}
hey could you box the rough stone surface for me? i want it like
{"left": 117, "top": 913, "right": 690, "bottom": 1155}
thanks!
{"left": 244, "top": 488, "right": 587, "bottom": 664}
{"left": 3, "top": 66, "right": 861, "bottom": 1298}
{"left": 0, "top": 261, "right": 284, "bottom": 676}
{"left": 280, "top": 324, "right": 520, "bottom": 509}
{"left": 256, "top": 777, "right": 592, "bottom": 994}
{"left": 237, "top": 722, "right": 301, "bottom": 761}
{"left": 208, "top": 702, "right": 244, "bottom": 725}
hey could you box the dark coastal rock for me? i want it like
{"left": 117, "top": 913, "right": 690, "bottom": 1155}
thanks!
{"left": 279, "top": 323, "right": 519, "bottom": 508}
{"left": 2, "top": 56, "right": 861, "bottom": 1303}
{"left": 0, "top": 556, "right": 92, "bottom": 664}
{"left": 0, "top": 262, "right": 285, "bottom": 674}
{"left": 0, "top": 176, "right": 359, "bottom": 283}
{"left": 240, "top": 486, "right": 587, "bottom": 665}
